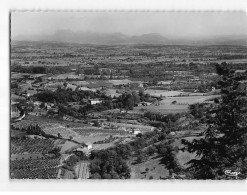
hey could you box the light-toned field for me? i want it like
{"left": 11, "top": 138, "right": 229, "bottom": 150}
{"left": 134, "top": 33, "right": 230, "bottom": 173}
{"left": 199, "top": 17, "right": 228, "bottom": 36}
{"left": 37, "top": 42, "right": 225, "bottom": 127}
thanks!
{"left": 86, "top": 80, "right": 112, "bottom": 88}
{"left": 60, "top": 141, "right": 79, "bottom": 153}
{"left": 72, "top": 127, "right": 126, "bottom": 136}
{"left": 145, "top": 90, "right": 184, "bottom": 97}
{"left": 105, "top": 89, "right": 121, "bottom": 98}
{"left": 134, "top": 102, "right": 188, "bottom": 114}
{"left": 42, "top": 124, "right": 79, "bottom": 138}
{"left": 107, "top": 122, "right": 153, "bottom": 132}
{"left": 130, "top": 154, "right": 169, "bottom": 179}
{"left": 108, "top": 79, "right": 132, "bottom": 85}
{"left": 93, "top": 143, "right": 115, "bottom": 150}
{"left": 73, "top": 135, "right": 108, "bottom": 144}
{"left": 173, "top": 136, "right": 202, "bottom": 168}
{"left": 69, "top": 81, "right": 89, "bottom": 86}
{"left": 134, "top": 95, "right": 219, "bottom": 114}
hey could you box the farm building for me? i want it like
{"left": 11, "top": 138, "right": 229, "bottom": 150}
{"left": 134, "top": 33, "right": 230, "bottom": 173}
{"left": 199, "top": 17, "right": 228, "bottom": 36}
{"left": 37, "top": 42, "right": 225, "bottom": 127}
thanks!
{"left": 170, "top": 132, "right": 176, "bottom": 136}
{"left": 74, "top": 142, "right": 93, "bottom": 156}
{"left": 129, "top": 130, "right": 141, "bottom": 135}
{"left": 78, "top": 86, "right": 96, "bottom": 92}
{"left": 85, "top": 142, "right": 93, "bottom": 150}
{"left": 88, "top": 99, "right": 102, "bottom": 105}
{"left": 136, "top": 102, "right": 152, "bottom": 106}
{"left": 77, "top": 142, "right": 93, "bottom": 150}
{"left": 33, "top": 101, "right": 42, "bottom": 107}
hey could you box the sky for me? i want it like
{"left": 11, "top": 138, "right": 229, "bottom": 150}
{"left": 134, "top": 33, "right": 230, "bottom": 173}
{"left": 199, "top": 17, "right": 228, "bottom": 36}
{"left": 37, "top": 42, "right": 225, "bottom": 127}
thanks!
{"left": 11, "top": 11, "right": 247, "bottom": 38}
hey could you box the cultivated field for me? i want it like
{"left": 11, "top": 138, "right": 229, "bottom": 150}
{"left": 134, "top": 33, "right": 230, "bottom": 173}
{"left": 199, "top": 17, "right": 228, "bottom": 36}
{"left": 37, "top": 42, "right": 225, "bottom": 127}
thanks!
{"left": 41, "top": 123, "right": 78, "bottom": 138}
{"left": 145, "top": 89, "right": 184, "bottom": 97}
{"left": 75, "top": 161, "right": 90, "bottom": 179}
{"left": 10, "top": 157, "right": 61, "bottom": 179}
{"left": 107, "top": 122, "right": 153, "bottom": 132}
{"left": 11, "top": 138, "right": 55, "bottom": 154}
{"left": 134, "top": 95, "right": 219, "bottom": 114}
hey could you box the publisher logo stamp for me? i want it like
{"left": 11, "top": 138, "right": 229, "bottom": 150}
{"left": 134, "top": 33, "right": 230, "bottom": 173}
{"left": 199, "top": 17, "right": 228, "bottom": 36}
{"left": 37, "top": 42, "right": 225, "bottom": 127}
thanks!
{"left": 224, "top": 170, "right": 240, "bottom": 177}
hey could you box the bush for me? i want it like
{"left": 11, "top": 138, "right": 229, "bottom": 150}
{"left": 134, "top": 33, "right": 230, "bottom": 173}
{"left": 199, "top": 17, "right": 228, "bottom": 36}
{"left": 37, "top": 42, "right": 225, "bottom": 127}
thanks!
{"left": 146, "top": 146, "right": 157, "bottom": 155}
{"left": 90, "top": 173, "right": 102, "bottom": 179}
{"left": 102, "top": 174, "right": 112, "bottom": 179}
{"left": 136, "top": 153, "right": 145, "bottom": 164}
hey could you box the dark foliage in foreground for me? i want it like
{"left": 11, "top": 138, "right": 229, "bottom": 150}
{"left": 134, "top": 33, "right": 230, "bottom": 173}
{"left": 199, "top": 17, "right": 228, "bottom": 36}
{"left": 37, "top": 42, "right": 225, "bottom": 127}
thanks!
{"left": 182, "top": 63, "right": 247, "bottom": 179}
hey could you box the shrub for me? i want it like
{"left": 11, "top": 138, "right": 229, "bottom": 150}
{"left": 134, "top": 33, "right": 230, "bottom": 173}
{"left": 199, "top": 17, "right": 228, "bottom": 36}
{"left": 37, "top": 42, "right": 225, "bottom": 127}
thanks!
{"left": 90, "top": 173, "right": 102, "bottom": 179}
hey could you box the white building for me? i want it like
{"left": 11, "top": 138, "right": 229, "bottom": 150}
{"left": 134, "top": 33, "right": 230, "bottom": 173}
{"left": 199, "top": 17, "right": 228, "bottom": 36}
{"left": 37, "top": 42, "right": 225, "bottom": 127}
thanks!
{"left": 85, "top": 142, "right": 93, "bottom": 150}
{"left": 89, "top": 99, "right": 102, "bottom": 105}
{"left": 130, "top": 130, "right": 141, "bottom": 135}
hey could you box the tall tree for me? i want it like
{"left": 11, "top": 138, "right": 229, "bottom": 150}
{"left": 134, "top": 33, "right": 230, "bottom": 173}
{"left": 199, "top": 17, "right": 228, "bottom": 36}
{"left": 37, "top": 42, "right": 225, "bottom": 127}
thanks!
{"left": 182, "top": 63, "right": 247, "bottom": 179}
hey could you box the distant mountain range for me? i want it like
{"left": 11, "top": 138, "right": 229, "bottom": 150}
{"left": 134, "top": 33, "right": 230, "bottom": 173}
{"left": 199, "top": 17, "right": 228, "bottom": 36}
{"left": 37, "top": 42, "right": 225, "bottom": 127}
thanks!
{"left": 12, "top": 30, "right": 247, "bottom": 45}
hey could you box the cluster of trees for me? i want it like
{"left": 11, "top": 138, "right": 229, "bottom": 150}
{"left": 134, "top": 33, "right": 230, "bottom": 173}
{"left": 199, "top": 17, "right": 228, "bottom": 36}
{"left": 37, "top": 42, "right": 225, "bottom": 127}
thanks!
{"left": 83, "top": 68, "right": 100, "bottom": 75}
{"left": 57, "top": 104, "right": 84, "bottom": 118}
{"left": 115, "top": 92, "right": 140, "bottom": 110}
{"left": 90, "top": 145, "right": 132, "bottom": 179}
{"left": 144, "top": 111, "right": 183, "bottom": 124}
{"left": 218, "top": 54, "right": 247, "bottom": 60}
{"left": 156, "top": 142, "right": 181, "bottom": 174}
{"left": 34, "top": 87, "right": 107, "bottom": 103}
{"left": 197, "top": 81, "right": 217, "bottom": 93}
{"left": 11, "top": 65, "right": 70, "bottom": 74}
{"left": 48, "top": 147, "right": 61, "bottom": 157}
{"left": 11, "top": 82, "right": 20, "bottom": 89}
{"left": 89, "top": 128, "right": 177, "bottom": 179}
{"left": 189, "top": 103, "right": 210, "bottom": 119}
{"left": 62, "top": 153, "right": 87, "bottom": 172}
{"left": 128, "top": 131, "right": 181, "bottom": 177}
{"left": 11, "top": 124, "right": 58, "bottom": 140}
{"left": 11, "top": 66, "right": 47, "bottom": 74}
{"left": 35, "top": 87, "right": 155, "bottom": 118}
{"left": 93, "top": 135, "right": 117, "bottom": 144}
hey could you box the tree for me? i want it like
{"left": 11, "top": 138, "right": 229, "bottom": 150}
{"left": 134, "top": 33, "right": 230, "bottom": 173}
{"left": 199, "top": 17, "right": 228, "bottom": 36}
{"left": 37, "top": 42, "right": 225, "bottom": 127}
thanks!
{"left": 111, "top": 172, "right": 120, "bottom": 179}
{"left": 48, "top": 147, "right": 61, "bottom": 157}
{"left": 90, "top": 173, "right": 102, "bottom": 179}
{"left": 146, "top": 145, "right": 157, "bottom": 155}
{"left": 132, "top": 91, "right": 140, "bottom": 104}
{"left": 182, "top": 63, "right": 247, "bottom": 179}
{"left": 102, "top": 173, "right": 112, "bottom": 179}
{"left": 125, "top": 95, "right": 135, "bottom": 110}
{"left": 63, "top": 82, "right": 68, "bottom": 88}
{"left": 136, "top": 150, "right": 145, "bottom": 163}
